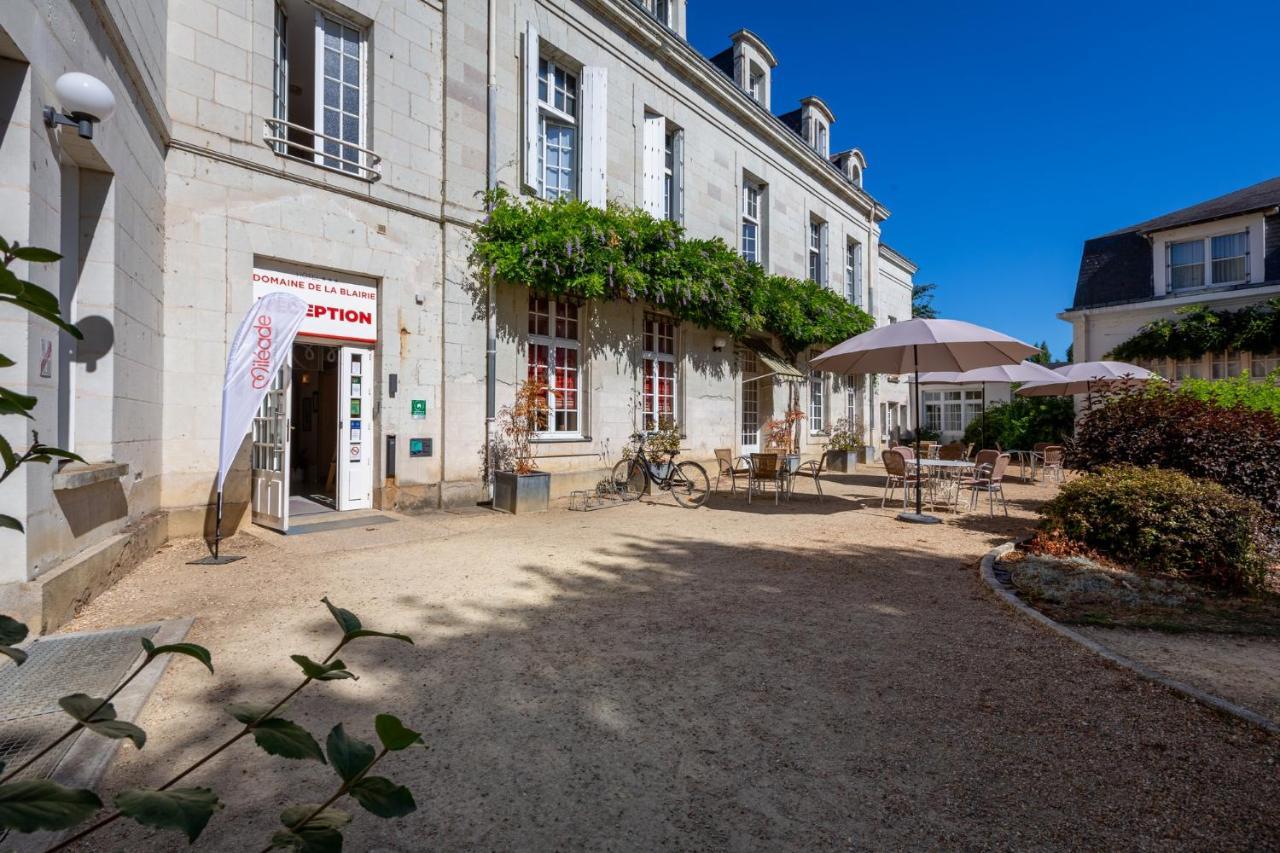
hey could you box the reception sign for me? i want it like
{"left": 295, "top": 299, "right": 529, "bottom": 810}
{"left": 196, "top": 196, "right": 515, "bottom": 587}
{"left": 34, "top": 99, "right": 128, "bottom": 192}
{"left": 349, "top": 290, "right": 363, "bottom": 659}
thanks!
{"left": 251, "top": 267, "right": 377, "bottom": 343}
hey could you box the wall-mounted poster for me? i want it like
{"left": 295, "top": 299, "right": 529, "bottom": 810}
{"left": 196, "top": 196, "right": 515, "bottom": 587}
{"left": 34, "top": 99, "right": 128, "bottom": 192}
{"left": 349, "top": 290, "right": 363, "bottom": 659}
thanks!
{"left": 350, "top": 398, "right": 361, "bottom": 417}
{"left": 350, "top": 420, "right": 362, "bottom": 441}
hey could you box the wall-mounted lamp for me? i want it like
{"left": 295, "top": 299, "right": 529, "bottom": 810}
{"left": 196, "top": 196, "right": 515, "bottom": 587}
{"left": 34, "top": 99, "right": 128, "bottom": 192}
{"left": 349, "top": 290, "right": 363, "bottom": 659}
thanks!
{"left": 43, "top": 72, "right": 116, "bottom": 140}
{"left": 713, "top": 336, "right": 727, "bottom": 352}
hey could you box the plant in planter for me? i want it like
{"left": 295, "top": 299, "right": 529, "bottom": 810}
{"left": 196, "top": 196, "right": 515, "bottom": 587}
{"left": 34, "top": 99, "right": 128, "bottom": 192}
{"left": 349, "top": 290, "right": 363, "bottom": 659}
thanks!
{"left": 492, "top": 378, "right": 551, "bottom": 514}
{"left": 763, "top": 407, "right": 806, "bottom": 471}
{"left": 823, "top": 417, "right": 865, "bottom": 472}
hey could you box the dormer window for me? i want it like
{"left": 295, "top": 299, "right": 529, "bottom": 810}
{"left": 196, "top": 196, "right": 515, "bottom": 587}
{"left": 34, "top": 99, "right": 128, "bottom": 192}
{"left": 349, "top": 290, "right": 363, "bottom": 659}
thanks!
{"left": 653, "top": 0, "right": 671, "bottom": 26}
{"left": 748, "top": 70, "right": 764, "bottom": 103}
{"left": 850, "top": 163, "right": 862, "bottom": 188}
{"left": 797, "top": 97, "right": 835, "bottom": 158}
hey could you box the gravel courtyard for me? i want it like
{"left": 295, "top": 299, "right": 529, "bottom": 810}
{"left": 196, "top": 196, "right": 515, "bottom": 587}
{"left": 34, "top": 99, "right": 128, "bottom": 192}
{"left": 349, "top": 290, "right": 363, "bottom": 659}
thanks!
{"left": 61, "top": 472, "right": 1279, "bottom": 851}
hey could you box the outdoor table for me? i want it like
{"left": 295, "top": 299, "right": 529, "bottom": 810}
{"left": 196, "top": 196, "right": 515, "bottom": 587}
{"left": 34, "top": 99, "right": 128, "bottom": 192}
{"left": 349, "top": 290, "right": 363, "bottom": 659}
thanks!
{"left": 910, "top": 458, "right": 976, "bottom": 510}
{"left": 1004, "top": 450, "right": 1042, "bottom": 482}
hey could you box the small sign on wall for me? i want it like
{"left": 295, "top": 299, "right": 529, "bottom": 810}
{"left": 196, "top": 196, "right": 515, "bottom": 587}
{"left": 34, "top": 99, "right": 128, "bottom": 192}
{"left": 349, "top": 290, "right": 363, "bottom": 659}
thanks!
{"left": 409, "top": 437, "right": 431, "bottom": 457}
{"left": 411, "top": 400, "right": 426, "bottom": 420}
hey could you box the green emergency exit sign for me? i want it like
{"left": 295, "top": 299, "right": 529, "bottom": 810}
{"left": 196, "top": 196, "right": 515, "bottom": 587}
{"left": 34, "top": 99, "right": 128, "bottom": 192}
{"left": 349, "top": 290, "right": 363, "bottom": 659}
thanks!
{"left": 411, "top": 399, "right": 426, "bottom": 419}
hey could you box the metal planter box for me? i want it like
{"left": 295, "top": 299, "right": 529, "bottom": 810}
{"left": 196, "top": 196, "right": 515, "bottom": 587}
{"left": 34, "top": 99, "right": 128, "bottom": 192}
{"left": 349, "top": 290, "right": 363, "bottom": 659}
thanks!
{"left": 824, "top": 449, "right": 859, "bottom": 473}
{"left": 493, "top": 471, "right": 550, "bottom": 514}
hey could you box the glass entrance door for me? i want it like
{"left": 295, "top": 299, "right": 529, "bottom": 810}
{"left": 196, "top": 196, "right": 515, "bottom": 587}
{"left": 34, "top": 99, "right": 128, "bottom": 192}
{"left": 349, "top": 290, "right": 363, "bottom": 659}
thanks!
{"left": 739, "top": 350, "right": 759, "bottom": 453}
{"left": 336, "top": 346, "right": 372, "bottom": 511}
{"left": 251, "top": 356, "right": 292, "bottom": 532}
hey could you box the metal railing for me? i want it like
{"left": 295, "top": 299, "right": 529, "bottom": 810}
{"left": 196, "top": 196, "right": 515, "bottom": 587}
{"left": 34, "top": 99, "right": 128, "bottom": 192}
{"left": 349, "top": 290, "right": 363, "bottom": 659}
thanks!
{"left": 262, "top": 117, "right": 382, "bottom": 182}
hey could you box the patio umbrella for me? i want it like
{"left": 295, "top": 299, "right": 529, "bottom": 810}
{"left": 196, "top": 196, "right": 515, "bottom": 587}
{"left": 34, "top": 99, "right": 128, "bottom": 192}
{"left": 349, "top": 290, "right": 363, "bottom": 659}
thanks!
{"left": 1016, "top": 360, "right": 1163, "bottom": 399}
{"left": 811, "top": 318, "right": 1040, "bottom": 523}
{"left": 916, "top": 360, "right": 1064, "bottom": 448}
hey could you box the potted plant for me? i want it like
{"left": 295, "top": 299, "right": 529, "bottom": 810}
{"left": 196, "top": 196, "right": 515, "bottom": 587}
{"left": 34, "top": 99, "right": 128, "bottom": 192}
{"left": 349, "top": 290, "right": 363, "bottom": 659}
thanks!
{"left": 763, "top": 407, "right": 806, "bottom": 472}
{"left": 622, "top": 417, "right": 681, "bottom": 493}
{"left": 492, "top": 378, "right": 551, "bottom": 514}
{"left": 823, "top": 417, "right": 865, "bottom": 473}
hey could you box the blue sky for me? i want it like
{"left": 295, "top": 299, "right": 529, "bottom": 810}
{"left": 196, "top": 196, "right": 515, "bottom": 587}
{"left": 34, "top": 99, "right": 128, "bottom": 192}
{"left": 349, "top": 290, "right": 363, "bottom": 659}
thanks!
{"left": 686, "top": 1, "right": 1280, "bottom": 359}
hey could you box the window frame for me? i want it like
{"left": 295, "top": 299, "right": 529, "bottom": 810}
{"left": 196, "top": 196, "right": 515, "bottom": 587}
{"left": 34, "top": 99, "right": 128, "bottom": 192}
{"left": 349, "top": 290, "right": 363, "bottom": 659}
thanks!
{"left": 741, "top": 182, "right": 761, "bottom": 263}
{"left": 536, "top": 55, "right": 580, "bottom": 200}
{"left": 313, "top": 10, "right": 368, "bottom": 175}
{"left": 642, "top": 314, "right": 679, "bottom": 432}
{"left": 527, "top": 295, "right": 583, "bottom": 437}
{"left": 844, "top": 240, "right": 861, "bottom": 306}
{"left": 808, "top": 219, "right": 825, "bottom": 284}
{"left": 1167, "top": 229, "right": 1250, "bottom": 291}
{"left": 808, "top": 350, "right": 826, "bottom": 432}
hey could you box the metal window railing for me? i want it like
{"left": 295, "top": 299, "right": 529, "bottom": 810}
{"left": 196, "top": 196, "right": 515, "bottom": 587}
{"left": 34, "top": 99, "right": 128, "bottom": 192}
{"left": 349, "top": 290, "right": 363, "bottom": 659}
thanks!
{"left": 262, "top": 117, "right": 382, "bottom": 182}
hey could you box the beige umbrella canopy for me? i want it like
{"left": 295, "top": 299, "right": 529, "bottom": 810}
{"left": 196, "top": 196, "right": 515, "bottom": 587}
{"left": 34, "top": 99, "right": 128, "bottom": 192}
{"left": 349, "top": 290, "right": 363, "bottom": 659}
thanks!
{"left": 811, "top": 318, "right": 1041, "bottom": 375}
{"left": 1016, "top": 361, "right": 1163, "bottom": 397}
{"left": 811, "top": 319, "right": 1040, "bottom": 523}
{"left": 917, "top": 361, "right": 1066, "bottom": 449}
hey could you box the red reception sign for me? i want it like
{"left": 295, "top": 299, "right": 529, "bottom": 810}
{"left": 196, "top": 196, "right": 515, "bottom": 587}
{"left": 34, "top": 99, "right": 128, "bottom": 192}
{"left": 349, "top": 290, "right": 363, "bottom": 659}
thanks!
{"left": 251, "top": 268, "right": 378, "bottom": 343}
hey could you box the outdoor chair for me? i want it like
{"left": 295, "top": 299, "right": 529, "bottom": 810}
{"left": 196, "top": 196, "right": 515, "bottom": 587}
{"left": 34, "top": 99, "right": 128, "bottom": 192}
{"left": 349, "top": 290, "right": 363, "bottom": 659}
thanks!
{"left": 1041, "top": 445, "right": 1065, "bottom": 483}
{"left": 794, "top": 453, "right": 828, "bottom": 502}
{"left": 713, "top": 448, "right": 751, "bottom": 496}
{"left": 938, "top": 441, "right": 965, "bottom": 461}
{"left": 961, "top": 452, "right": 1011, "bottom": 515}
{"left": 748, "top": 453, "right": 789, "bottom": 505}
{"left": 964, "top": 442, "right": 975, "bottom": 459}
{"left": 1032, "top": 441, "right": 1052, "bottom": 480}
{"left": 881, "top": 449, "right": 929, "bottom": 510}
{"left": 892, "top": 444, "right": 915, "bottom": 460}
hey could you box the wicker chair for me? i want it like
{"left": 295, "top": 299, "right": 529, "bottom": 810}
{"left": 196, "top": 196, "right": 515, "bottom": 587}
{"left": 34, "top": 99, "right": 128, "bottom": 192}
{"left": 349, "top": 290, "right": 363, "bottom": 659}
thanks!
{"left": 938, "top": 441, "right": 965, "bottom": 461}
{"left": 962, "top": 452, "right": 1011, "bottom": 515}
{"left": 748, "top": 453, "right": 788, "bottom": 505}
{"left": 1041, "top": 445, "right": 1065, "bottom": 483}
{"left": 713, "top": 448, "right": 751, "bottom": 495}
{"left": 881, "top": 449, "right": 929, "bottom": 509}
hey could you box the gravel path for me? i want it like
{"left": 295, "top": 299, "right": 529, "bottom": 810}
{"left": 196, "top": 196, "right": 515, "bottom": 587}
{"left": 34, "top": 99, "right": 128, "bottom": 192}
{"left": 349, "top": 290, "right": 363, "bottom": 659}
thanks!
{"left": 58, "top": 472, "right": 1279, "bottom": 851}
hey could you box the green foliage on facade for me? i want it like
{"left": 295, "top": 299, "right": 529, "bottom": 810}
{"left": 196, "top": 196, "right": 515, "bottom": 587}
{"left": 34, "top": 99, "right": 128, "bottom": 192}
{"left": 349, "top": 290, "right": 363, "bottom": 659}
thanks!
{"left": 1109, "top": 299, "right": 1280, "bottom": 361}
{"left": 471, "top": 190, "right": 874, "bottom": 356}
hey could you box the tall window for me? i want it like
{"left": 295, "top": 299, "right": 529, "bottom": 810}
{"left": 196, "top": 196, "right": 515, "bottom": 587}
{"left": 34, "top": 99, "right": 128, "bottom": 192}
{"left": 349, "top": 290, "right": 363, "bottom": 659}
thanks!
{"left": 537, "top": 57, "right": 578, "bottom": 199}
{"left": 740, "top": 350, "right": 759, "bottom": 446}
{"left": 528, "top": 296, "right": 580, "bottom": 434}
{"left": 1169, "top": 230, "right": 1249, "bottom": 290}
{"left": 653, "top": 0, "right": 671, "bottom": 25}
{"left": 808, "top": 219, "right": 825, "bottom": 284}
{"left": 844, "top": 241, "right": 861, "bottom": 306}
{"left": 1212, "top": 350, "right": 1243, "bottom": 379}
{"left": 748, "top": 71, "right": 763, "bottom": 103}
{"left": 742, "top": 183, "right": 761, "bottom": 263}
{"left": 642, "top": 316, "right": 677, "bottom": 431}
{"left": 816, "top": 123, "right": 828, "bottom": 157}
{"left": 809, "top": 351, "right": 825, "bottom": 430}
{"left": 269, "top": 5, "right": 369, "bottom": 176}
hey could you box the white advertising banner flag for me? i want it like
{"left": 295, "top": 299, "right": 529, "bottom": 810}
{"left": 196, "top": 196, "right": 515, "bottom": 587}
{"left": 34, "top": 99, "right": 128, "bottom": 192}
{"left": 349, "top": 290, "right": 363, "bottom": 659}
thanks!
{"left": 251, "top": 267, "right": 377, "bottom": 344}
{"left": 216, "top": 292, "right": 308, "bottom": 490}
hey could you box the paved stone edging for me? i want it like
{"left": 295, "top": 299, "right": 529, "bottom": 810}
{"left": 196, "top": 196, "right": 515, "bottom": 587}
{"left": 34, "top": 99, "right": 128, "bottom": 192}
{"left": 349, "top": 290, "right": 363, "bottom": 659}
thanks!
{"left": 980, "top": 542, "right": 1280, "bottom": 735}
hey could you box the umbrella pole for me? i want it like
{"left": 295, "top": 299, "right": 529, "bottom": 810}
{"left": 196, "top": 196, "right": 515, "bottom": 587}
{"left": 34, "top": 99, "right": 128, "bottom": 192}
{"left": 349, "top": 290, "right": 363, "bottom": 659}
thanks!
{"left": 981, "top": 382, "right": 986, "bottom": 450}
{"left": 914, "top": 347, "right": 923, "bottom": 517}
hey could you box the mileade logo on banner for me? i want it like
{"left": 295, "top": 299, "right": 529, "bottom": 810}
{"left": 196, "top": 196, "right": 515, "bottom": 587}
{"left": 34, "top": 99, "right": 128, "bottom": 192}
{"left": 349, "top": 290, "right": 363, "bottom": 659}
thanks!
{"left": 252, "top": 267, "right": 377, "bottom": 343}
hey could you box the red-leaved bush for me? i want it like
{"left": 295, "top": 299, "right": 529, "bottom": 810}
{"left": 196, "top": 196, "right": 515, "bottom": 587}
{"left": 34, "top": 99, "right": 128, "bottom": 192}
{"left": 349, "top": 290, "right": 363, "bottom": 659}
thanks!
{"left": 1068, "top": 392, "right": 1280, "bottom": 518}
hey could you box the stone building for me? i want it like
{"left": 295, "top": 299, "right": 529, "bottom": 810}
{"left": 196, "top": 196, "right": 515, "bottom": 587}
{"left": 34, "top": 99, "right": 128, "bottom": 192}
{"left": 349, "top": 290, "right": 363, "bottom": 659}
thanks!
{"left": 0, "top": 0, "right": 919, "bottom": 628}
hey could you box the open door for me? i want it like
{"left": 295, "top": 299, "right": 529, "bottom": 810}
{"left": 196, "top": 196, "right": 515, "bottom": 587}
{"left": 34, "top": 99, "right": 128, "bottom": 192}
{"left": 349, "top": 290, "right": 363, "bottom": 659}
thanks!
{"left": 251, "top": 356, "right": 292, "bottom": 532}
{"left": 336, "top": 346, "right": 372, "bottom": 511}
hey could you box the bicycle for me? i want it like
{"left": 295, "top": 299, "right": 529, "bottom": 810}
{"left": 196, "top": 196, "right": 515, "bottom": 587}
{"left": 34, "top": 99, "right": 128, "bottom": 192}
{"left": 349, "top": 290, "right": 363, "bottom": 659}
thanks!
{"left": 610, "top": 432, "right": 710, "bottom": 508}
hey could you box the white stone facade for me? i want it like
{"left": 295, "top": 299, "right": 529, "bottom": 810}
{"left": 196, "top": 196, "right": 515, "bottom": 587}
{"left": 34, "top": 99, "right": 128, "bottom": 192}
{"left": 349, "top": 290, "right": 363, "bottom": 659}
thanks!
{"left": 1, "top": 0, "right": 920, "bottom": 621}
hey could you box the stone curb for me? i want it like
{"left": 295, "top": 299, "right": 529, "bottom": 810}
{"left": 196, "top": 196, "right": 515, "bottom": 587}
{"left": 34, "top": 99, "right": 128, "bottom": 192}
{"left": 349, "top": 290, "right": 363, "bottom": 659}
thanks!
{"left": 980, "top": 542, "right": 1280, "bottom": 735}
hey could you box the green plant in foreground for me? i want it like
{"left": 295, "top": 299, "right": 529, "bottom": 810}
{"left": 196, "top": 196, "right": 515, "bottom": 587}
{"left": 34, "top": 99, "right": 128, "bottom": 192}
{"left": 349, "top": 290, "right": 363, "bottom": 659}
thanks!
{"left": 0, "top": 598, "right": 421, "bottom": 850}
{"left": 0, "top": 238, "right": 85, "bottom": 532}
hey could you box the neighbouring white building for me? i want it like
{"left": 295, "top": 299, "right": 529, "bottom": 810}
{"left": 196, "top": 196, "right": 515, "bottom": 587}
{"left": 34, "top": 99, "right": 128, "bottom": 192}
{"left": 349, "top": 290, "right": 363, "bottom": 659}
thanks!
{"left": 0, "top": 0, "right": 920, "bottom": 629}
{"left": 1062, "top": 176, "right": 1280, "bottom": 378}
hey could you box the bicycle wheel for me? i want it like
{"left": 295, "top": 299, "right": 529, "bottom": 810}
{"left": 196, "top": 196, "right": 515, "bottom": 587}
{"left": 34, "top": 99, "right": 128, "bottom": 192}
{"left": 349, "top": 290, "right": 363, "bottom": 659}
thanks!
{"left": 670, "top": 461, "right": 710, "bottom": 508}
{"left": 610, "top": 458, "right": 647, "bottom": 501}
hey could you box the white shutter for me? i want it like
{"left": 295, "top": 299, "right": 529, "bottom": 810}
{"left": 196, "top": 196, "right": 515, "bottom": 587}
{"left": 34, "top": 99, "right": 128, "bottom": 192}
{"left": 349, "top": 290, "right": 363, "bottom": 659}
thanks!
{"left": 523, "top": 23, "right": 539, "bottom": 191}
{"left": 673, "top": 129, "right": 684, "bottom": 224}
{"left": 820, "top": 223, "right": 829, "bottom": 288}
{"left": 580, "top": 66, "right": 608, "bottom": 207}
{"left": 641, "top": 114, "right": 664, "bottom": 217}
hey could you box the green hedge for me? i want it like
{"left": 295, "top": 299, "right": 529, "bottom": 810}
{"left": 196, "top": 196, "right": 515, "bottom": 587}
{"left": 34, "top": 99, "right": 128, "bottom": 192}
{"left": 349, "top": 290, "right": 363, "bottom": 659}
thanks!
{"left": 470, "top": 190, "right": 874, "bottom": 356}
{"left": 1040, "top": 466, "right": 1274, "bottom": 593}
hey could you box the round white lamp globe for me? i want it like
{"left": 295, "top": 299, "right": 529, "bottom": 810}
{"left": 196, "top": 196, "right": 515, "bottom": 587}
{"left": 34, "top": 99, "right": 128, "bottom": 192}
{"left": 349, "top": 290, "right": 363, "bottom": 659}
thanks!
{"left": 54, "top": 72, "right": 115, "bottom": 123}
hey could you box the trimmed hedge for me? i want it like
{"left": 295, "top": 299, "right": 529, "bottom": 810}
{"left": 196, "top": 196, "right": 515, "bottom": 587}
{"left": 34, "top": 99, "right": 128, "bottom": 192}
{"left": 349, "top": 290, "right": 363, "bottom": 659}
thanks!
{"left": 1068, "top": 392, "right": 1280, "bottom": 517}
{"left": 1040, "top": 467, "right": 1274, "bottom": 593}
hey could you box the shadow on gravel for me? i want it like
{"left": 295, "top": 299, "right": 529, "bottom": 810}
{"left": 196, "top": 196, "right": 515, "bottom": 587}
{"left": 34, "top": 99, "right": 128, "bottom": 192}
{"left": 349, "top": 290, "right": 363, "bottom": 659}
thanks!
{"left": 87, "top": 530, "right": 1280, "bottom": 852}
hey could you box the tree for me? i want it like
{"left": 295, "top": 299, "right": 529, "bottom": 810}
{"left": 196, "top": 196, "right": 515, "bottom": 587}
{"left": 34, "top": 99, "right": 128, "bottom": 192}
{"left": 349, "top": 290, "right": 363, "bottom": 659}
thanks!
{"left": 911, "top": 282, "right": 937, "bottom": 319}
{"left": 1028, "top": 340, "right": 1052, "bottom": 365}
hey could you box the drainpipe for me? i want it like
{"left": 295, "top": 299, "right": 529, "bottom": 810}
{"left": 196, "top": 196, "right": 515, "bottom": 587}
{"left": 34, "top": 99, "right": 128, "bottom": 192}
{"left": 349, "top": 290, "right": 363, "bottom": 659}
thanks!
{"left": 483, "top": 0, "right": 498, "bottom": 500}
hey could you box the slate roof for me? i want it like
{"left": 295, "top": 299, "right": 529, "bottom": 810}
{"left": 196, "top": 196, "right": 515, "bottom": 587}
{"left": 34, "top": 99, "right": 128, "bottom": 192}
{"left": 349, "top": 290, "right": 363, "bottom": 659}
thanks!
{"left": 1070, "top": 176, "right": 1280, "bottom": 311}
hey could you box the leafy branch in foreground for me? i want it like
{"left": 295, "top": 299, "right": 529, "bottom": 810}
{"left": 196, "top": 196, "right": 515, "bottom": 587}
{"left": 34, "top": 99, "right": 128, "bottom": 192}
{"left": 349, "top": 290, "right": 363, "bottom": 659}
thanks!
{"left": 0, "top": 598, "right": 418, "bottom": 850}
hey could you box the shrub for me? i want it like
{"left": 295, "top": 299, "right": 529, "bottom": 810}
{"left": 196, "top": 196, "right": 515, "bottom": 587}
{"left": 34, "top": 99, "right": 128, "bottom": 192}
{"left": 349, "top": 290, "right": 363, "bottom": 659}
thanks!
{"left": 1039, "top": 467, "right": 1275, "bottom": 593}
{"left": 1175, "top": 373, "right": 1280, "bottom": 418}
{"left": 1068, "top": 391, "right": 1280, "bottom": 517}
{"left": 962, "top": 395, "right": 1075, "bottom": 450}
